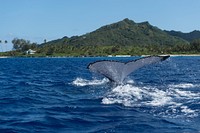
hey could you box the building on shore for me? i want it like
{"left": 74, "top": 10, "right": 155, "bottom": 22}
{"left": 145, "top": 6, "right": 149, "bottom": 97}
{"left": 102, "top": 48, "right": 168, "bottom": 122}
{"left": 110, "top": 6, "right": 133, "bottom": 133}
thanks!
{"left": 26, "top": 49, "right": 36, "bottom": 55}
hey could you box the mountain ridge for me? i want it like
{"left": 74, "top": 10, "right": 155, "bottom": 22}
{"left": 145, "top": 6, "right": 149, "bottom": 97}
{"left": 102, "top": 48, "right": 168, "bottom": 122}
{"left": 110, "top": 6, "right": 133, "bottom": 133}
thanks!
{"left": 35, "top": 18, "right": 200, "bottom": 56}
{"left": 42, "top": 18, "right": 189, "bottom": 47}
{"left": 165, "top": 30, "right": 200, "bottom": 42}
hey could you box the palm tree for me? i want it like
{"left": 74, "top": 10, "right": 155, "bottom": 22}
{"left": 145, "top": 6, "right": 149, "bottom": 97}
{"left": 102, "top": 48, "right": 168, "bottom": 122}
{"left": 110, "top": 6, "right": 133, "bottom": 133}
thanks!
{"left": 0, "top": 40, "right": 3, "bottom": 52}
{"left": 4, "top": 40, "right": 8, "bottom": 51}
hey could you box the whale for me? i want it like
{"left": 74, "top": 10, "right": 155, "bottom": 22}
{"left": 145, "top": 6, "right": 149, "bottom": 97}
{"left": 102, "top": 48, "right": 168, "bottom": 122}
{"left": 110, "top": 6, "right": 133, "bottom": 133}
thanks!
{"left": 87, "top": 55, "right": 170, "bottom": 84}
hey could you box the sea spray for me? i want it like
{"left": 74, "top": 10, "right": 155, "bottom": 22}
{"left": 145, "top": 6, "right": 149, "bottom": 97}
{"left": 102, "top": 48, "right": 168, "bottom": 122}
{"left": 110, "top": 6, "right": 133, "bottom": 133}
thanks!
{"left": 72, "top": 77, "right": 109, "bottom": 86}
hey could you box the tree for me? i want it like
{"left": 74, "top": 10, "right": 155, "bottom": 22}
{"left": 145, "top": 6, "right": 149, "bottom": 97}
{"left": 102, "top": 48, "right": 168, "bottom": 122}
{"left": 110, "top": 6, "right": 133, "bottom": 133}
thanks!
{"left": 12, "top": 38, "right": 27, "bottom": 50}
{"left": 12, "top": 38, "right": 38, "bottom": 52}
{"left": 191, "top": 39, "right": 200, "bottom": 52}
{"left": 0, "top": 40, "right": 3, "bottom": 52}
{"left": 46, "top": 47, "right": 55, "bottom": 55}
{"left": 4, "top": 40, "right": 8, "bottom": 51}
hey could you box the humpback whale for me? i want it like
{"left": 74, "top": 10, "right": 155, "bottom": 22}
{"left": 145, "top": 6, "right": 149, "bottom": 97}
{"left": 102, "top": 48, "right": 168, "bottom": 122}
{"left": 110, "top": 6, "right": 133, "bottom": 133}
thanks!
{"left": 87, "top": 56, "right": 170, "bottom": 84}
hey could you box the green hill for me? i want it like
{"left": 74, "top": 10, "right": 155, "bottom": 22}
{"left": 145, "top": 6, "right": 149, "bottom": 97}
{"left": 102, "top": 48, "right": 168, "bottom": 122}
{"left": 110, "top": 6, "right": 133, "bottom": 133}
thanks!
{"left": 38, "top": 18, "right": 191, "bottom": 56}
{"left": 43, "top": 18, "right": 188, "bottom": 47}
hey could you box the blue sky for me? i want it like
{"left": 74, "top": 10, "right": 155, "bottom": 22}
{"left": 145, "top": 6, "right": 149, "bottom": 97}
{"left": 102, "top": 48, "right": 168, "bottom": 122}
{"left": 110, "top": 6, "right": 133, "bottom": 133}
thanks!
{"left": 0, "top": 0, "right": 200, "bottom": 51}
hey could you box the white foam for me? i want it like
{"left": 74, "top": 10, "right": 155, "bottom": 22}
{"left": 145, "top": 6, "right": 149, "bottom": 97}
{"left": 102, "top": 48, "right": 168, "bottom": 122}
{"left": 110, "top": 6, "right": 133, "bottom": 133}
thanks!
{"left": 169, "top": 83, "right": 196, "bottom": 89}
{"left": 102, "top": 85, "right": 141, "bottom": 106}
{"left": 126, "top": 79, "right": 135, "bottom": 84}
{"left": 144, "top": 88, "right": 173, "bottom": 106}
{"left": 168, "top": 83, "right": 200, "bottom": 98}
{"left": 72, "top": 77, "right": 109, "bottom": 86}
{"left": 72, "top": 78, "right": 200, "bottom": 117}
{"left": 102, "top": 83, "right": 200, "bottom": 118}
{"left": 181, "top": 106, "right": 195, "bottom": 114}
{"left": 173, "top": 88, "right": 200, "bottom": 98}
{"left": 102, "top": 84, "right": 173, "bottom": 107}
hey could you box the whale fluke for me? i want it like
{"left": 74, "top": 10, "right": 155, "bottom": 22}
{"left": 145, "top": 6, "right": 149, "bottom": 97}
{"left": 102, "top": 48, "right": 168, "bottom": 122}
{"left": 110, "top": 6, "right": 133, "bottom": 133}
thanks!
{"left": 87, "top": 56, "right": 170, "bottom": 84}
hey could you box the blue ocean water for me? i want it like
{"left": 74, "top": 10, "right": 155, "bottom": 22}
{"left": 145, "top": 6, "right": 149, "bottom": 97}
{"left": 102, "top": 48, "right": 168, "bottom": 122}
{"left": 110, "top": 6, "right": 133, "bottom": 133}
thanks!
{"left": 0, "top": 56, "right": 200, "bottom": 133}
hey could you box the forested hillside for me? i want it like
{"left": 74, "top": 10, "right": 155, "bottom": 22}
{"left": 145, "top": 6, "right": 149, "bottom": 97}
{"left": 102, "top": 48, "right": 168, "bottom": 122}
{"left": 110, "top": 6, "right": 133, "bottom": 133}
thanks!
{"left": 4, "top": 18, "right": 200, "bottom": 57}
{"left": 37, "top": 18, "right": 191, "bottom": 56}
{"left": 41, "top": 18, "right": 188, "bottom": 46}
{"left": 165, "top": 30, "right": 200, "bottom": 42}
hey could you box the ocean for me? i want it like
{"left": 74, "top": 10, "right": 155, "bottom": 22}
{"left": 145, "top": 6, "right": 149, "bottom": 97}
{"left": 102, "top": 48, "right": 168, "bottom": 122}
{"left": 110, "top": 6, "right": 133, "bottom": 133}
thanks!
{"left": 0, "top": 56, "right": 200, "bottom": 133}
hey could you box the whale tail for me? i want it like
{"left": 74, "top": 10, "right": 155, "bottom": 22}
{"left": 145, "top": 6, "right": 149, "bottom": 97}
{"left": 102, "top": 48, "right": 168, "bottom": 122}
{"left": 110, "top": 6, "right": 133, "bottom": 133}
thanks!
{"left": 87, "top": 55, "right": 170, "bottom": 84}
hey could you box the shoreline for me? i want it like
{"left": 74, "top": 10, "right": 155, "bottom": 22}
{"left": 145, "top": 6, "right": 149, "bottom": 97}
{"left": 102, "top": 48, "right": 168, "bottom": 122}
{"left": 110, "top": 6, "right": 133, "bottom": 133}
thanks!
{"left": 168, "top": 54, "right": 200, "bottom": 57}
{"left": 1, "top": 54, "right": 200, "bottom": 58}
{"left": 142, "top": 54, "right": 200, "bottom": 57}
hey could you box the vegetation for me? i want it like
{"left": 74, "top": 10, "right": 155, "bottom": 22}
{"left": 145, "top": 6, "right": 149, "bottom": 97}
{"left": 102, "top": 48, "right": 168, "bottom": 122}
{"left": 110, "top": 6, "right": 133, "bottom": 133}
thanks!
{"left": 12, "top": 38, "right": 38, "bottom": 51}
{"left": 165, "top": 30, "right": 200, "bottom": 42}
{"left": 1, "top": 18, "right": 200, "bottom": 57}
{"left": 0, "top": 39, "right": 8, "bottom": 52}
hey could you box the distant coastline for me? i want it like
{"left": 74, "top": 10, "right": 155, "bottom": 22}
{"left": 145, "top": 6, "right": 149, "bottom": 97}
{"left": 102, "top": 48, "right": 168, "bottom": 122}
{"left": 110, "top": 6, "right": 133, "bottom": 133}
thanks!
{"left": 142, "top": 54, "right": 200, "bottom": 57}
{"left": 1, "top": 54, "right": 200, "bottom": 58}
{"left": 3, "top": 18, "right": 200, "bottom": 58}
{"left": 169, "top": 54, "right": 200, "bottom": 57}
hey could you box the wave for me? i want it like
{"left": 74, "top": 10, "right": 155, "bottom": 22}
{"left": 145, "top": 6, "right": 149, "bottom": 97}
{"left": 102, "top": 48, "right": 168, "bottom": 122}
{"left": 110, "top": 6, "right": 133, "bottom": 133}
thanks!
{"left": 72, "top": 77, "right": 109, "bottom": 87}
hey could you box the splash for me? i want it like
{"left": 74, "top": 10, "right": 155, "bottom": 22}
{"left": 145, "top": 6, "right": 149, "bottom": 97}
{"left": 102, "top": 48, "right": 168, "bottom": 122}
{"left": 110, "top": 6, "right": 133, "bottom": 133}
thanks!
{"left": 102, "top": 83, "right": 200, "bottom": 118}
{"left": 71, "top": 76, "right": 200, "bottom": 118}
{"left": 72, "top": 77, "right": 109, "bottom": 87}
{"left": 102, "top": 84, "right": 173, "bottom": 107}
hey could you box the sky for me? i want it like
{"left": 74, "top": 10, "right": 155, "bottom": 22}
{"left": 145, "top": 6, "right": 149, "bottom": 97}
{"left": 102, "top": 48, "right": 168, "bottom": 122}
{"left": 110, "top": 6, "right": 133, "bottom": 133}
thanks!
{"left": 0, "top": 0, "right": 200, "bottom": 51}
